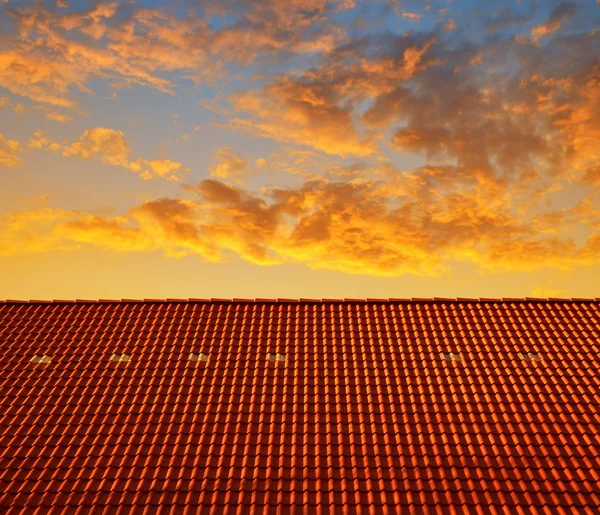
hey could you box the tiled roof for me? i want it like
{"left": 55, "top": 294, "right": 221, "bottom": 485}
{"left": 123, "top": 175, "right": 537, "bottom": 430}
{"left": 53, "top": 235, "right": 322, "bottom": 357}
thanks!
{"left": 1, "top": 297, "right": 600, "bottom": 514}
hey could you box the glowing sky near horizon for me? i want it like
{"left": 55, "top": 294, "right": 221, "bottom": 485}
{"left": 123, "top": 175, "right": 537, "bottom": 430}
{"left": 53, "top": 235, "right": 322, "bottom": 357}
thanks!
{"left": 1, "top": 0, "right": 600, "bottom": 300}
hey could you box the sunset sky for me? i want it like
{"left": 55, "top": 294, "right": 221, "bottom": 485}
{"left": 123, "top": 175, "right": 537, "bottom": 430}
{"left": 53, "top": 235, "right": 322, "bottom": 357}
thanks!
{"left": 1, "top": 0, "right": 600, "bottom": 300}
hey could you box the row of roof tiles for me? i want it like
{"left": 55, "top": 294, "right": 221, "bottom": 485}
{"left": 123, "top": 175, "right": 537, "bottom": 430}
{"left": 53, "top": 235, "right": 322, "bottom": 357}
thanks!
{"left": 30, "top": 352, "right": 544, "bottom": 363}
{"left": 2, "top": 297, "right": 600, "bottom": 304}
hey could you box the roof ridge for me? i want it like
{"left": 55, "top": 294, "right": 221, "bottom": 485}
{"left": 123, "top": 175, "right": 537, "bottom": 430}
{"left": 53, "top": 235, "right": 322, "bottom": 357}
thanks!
{"left": 1, "top": 297, "right": 599, "bottom": 304}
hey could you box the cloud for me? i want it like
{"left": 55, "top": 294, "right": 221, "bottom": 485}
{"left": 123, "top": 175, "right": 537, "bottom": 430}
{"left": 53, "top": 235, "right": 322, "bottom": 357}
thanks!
{"left": 62, "top": 127, "right": 131, "bottom": 164}
{"left": 530, "top": 1, "right": 578, "bottom": 42}
{"left": 392, "top": 125, "right": 452, "bottom": 160}
{"left": 185, "top": 179, "right": 244, "bottom": 204}
{"left": 402, "top": 10, "right": 422, "bottom": 22}
{"left": 3, "top": 166, "right": 600, "bottom": 276}
{"left": 0, "top": 50, "right": 82, "bottom": 109}
{"left": 0, "top": 95, "right": 25, "bottom": 115}
{"left": 224, "top": 31, "right": 440, "bottom": 156}
{"left": 230, "top": 77, "right": 378, "bottom": 157}
{"left": 0, "top": 133, "right": 24, "bottom": 167}
{"left": 28, "top": 127, "right": 189, "bottom": 181}
{"left": 2, "top": 3, "right": 600, "bottom": 278}
{"left": 444, "top": 19, "right": 457, "bottom": 32}
{"left": 209, "top": 147, "right": 249, "bottom": 180}
{"left": 45, "top": 111, "right": 73, "bottom": 122}
{"left": 0, "top": 0, "right": 353, "bottom": 111}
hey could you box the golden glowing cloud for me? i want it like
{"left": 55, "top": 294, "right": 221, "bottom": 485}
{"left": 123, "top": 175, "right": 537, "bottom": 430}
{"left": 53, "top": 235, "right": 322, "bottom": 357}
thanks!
{"left": 530, "top": 1, "right": 578, "bottom": 42}
{"left": 0, "top": 133, "right": 24, "bottom": 167}
{"left": 45, "top": 112, "right": 73, "bottom": 123}
{"left": 2, "top": 168, "right": 600, "bottom": 277}
{"left": 209, "top": 147, "right": 249, "bottom": 179}
{"left": 27, "top": 127, "right": 189, "bottom": 181}
{"left": 402, "top": 11, "right": 422, "bottom": 22}
{"left": 0, "top": 0, "right": 354, "bottom": 111}
{"left": 231, "top": 78, "right": 377, "bottom": 157}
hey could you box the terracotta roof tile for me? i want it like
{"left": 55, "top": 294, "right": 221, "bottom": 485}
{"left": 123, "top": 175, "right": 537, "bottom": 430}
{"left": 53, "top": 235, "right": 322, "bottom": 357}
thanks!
{"left": 1, "top": 298, "right": 600, "bottom": 512}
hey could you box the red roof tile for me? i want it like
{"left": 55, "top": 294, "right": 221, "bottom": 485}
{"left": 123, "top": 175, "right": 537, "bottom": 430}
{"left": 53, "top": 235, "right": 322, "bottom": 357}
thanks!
{"left": 1, "top": 298, "right": 600, "bottom": 513}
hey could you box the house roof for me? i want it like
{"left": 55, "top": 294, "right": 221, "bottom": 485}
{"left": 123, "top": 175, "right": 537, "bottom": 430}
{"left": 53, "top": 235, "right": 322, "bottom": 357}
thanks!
{"left": 1, "top": 297, "right": 600, "bottom": 514}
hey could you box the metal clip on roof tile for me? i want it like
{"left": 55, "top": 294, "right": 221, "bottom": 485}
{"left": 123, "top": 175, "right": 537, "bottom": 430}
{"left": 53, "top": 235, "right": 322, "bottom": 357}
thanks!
{"left": 441, "top": 352, "right": 462, "bottom": 362}
{"left": 189, "top": 352, "right": 209, "bottom": 362}
{"left": 110, "top": 354, "right": 131, "bottom": 362}
{"left": 30, "top": 355, "right": 51, "bottom": 363}
{"left": 518, "top": 352, "right": 542, "bottom": 361}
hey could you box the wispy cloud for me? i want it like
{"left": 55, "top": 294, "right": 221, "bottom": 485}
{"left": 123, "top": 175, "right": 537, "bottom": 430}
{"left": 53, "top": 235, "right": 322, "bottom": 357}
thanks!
{"left": 0, "top": 0, "right": 353, "bottom": 112}
{"left": 402, "top": 10, "right": 422, "bottom": 22}
{"left": 209, "top": 147, "right": 250, "bottom": 182}
{"left": 28, "top": 127, "right": 189, "bottom": 181}
{"left": 0, "top": 133, "right": 24, "bottom": 167}
{"left": 530, "top": 1, "right": 578, "bottom": 42}
{"left": 230, "top": 78, "right": 378, "bottom": 157}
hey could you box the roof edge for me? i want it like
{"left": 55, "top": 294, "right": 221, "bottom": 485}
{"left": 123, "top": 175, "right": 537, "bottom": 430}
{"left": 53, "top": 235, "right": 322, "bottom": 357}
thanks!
{"left": 1, "top": 297, "right": 599, "bottom": 305}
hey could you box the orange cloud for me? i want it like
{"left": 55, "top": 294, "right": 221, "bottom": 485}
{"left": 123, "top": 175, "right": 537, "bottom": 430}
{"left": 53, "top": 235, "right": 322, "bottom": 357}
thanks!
{"left": 0, "top": 95, "right": 25, "bottom": 115}
{"left": 392, "top": 125, "right": 452, "bottom": 160}
{"left": 231, "top": 78, "right": 377, "bottom": 157}
{"left": 3, "top": 165, "right": 600, "bottom": 277}
{"left": 444, "top": 19, "right": 457, "bottom": 32}
{"left": 45, "top": 112, "right": 73, "bottom": 123}
{"left": 1, "top": 0, "right": 353, "bottom": 111}
{"left": 402, "top": 10, "right": 422, "bottom": 22}
{"left": 28, "top": 127, "right": 189, "bottom": 181}
{"left": 209, "top": 147, "right": 249, "bottom": 180}
{"left": 0, "top": 133, "right": 24, "bottom": 167}
{"left": 530, "top": 1, "right": 578, "bottom": 42}
{"left": 62, "top": 127, "right": 131, "bottom": 164}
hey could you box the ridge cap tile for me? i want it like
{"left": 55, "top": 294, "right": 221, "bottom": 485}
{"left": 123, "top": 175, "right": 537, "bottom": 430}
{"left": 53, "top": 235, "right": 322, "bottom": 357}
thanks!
{"left": 3, "top": 297, "right": 600, "bottom": 305}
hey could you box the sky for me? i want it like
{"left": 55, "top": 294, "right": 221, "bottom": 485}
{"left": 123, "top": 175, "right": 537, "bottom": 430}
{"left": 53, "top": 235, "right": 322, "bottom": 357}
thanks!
{"left": 1, "top": 0, "right": 600, "bottom": 300}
